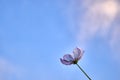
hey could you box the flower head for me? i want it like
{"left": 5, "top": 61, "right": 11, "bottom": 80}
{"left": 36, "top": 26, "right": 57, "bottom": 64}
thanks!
{"left": 60, "top": 47, "right": 84, "bottom": 65}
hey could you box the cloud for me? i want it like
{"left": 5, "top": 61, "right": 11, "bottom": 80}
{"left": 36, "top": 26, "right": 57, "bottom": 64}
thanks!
{"left": 77, "top": 0, "right": 119, "bottom": 42}
{"left": 0, "top": 58, "right": 23, "bottom": 80}
{"left": 66, "top": 0, "right": 120, "bottom": 62}
{"left": 109, "top": 26, "right": 120, "bottom": 61}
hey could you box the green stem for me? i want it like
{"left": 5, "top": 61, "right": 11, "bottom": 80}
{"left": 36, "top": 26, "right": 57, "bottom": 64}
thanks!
{"left": 76, "top": 64, "right": 92, "bottom": 80}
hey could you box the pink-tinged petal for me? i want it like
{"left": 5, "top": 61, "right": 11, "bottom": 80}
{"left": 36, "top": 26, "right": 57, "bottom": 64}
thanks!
{"left": 73, "top": 47, "right": 83, "bottom": 60}
{"left": 77, "top": 50, "right": 84, "bottom": 60}
{"left": 60, "top": 58, "right": 73, "bottom": 65}
{"left": 63, "top": 54, "right": 74, "bottom": 61}
{"left": 73, "top": 47, "right": 81, "bottom": 58}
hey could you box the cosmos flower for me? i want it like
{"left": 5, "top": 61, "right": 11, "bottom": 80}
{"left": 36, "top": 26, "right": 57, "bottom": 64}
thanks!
{"left": 60, "top": 47, "right": 92, "bottom": 80}
{"left": 60, "top": 47, "right": 84, "bottom": 65}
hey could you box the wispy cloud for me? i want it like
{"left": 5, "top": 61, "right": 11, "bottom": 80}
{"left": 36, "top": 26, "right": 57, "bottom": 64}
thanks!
{"left": 77, "top": 0, "right": 119, "bottom": 42}
{"left": 66, "top": 0, "right": 120, "bottom": 61}
{"left": 0, "top": 58, "right": 23, "bottom": 80}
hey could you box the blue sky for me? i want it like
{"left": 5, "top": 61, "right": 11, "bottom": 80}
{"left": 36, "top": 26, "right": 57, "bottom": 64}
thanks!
{"left": 0, "top": 0, "right": 120, "bottom": 80}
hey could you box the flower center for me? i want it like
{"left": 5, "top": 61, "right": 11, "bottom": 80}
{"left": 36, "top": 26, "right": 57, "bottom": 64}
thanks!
{"left": 73, "top": 60, "right": 78, "bottom": 64}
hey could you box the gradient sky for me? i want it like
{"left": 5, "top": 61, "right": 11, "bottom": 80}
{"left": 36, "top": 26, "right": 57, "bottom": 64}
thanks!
{"left": 0, "top": 0, "right": 120, "bottom": 80}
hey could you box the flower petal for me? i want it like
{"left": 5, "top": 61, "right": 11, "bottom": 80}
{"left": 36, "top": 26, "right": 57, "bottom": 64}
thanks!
{"left": 77, "top": 50, "right": 84, "bottom": 60}
{"left": 73, "top": 47, "right": 83, "bottom": 60}
{"left": 63, "top": 54, "right": 74, "bottom": 61}
{"left": 60, "top": 58, "right": 73, "bottom": 65}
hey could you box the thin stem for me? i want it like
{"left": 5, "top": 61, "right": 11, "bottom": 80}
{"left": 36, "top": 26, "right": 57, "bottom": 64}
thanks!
{"left": 76, "top": 64, "right": 92, "bottom": 80}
